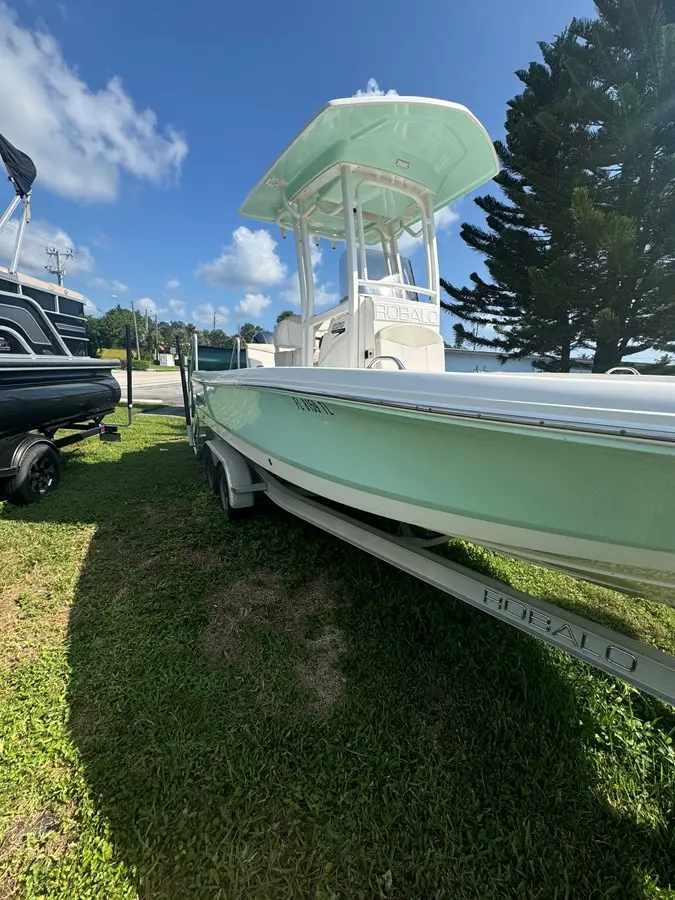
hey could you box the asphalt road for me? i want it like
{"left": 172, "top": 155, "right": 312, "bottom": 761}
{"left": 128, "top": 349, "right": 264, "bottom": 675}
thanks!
{"left": 114, "top": 369, "right": 184, "bottom": 405}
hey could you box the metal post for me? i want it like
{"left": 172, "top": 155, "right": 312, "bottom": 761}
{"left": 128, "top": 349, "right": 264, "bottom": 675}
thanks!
{"left": 382, "top": 238, "right": 393, "bottom": 277}
{"left": 390, "top": 230, "right": 403, "bottom": 281}
{"left": 9, "top": 196, "right": 31, "bottom": 275}
{"left": 298, "top": 209, "right": 315, "bottom": 367}
{"left": 292, "top": 226, "right": 308, "bottom": 365}
{"left": 176, "top": 338, "right": 192, "bottom": 430}
{"left": 124, "top": 324, "right": 133, "bottom": 424}
{"left": 340, "top": 166, "right": 360, "bottom": 368}
{"left": 356, "top": 201, "right": 368, "bottom": 287}
{"left": 424, "top": 194, "right": 440, "bottom": 312}
{"left": 0, "top": 194, "right": 21, "bottom": 234}
{"left": 130, "top": 300, "right": 141, "bottom": 360}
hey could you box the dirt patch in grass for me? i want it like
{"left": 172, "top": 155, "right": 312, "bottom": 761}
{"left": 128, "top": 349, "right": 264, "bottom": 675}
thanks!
{"left": 203, "top": 575, "right": 345, "bottom": 711}
{"left": 0, "top": 808, "right": 69, "bottom": 879}
{"left": 0, "top": 590, "right": 19, "bottom": 655}
{"left": 276, "top": 578, "right": 339, "bottom": 637}
{"left": 202, "top": 573, "right": 280, "bottom": 659}
{"left": 297, "top": 626, "right": 346, "bottom": 713}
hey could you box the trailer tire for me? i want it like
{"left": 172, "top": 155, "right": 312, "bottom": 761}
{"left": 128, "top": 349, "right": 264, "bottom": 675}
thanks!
{"left": 204, "top": 449, "right": 219, "bottom": 493}
{"left": 217, "top": 465, "right": 247, "bottom": 520}
{"left": 4, "top": 443, "right": 62, "bottom": 506}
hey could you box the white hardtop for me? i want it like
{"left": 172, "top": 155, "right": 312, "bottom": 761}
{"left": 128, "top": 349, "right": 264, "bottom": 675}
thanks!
{"left": 236, "top": 96, "right": 500, "bottom": 373}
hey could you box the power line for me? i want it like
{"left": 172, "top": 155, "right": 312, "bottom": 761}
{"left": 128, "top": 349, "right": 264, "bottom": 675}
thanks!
{"left": 0, "top": 219, "right": 74, "bottom": 253}
{"left": 45, "top": 246, "right": 74, "bottom": 287}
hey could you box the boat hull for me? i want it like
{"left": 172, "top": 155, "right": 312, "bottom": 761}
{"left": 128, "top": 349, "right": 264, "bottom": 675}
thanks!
{"left": 0, "top": 361, "right": 121, "bottom": 440}
{"left": 193, "top": 369, "right": 675, "bottom": 606}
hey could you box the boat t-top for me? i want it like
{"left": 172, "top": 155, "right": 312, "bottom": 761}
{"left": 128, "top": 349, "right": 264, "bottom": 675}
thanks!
{"left": 191, "top": 94, "right": 675, "bottom": 612}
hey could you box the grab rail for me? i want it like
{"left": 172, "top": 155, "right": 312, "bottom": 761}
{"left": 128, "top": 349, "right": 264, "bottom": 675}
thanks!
{"left": 367, "top": 355, "right": 406, "bottom": 370}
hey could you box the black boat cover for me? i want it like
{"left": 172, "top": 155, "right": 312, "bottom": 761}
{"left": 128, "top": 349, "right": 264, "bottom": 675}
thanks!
{"left": 0, "top": 132, "right": 37, "bottom": 197}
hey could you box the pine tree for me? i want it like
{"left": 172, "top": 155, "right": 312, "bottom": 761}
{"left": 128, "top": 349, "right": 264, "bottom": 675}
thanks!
{"left": 564, "top": 0, "right": 675, "bottom": 369}
{"left": 442, "top": 31, "right": 598, "bottom": 371}
{"left": 443, "top": 0, "right": 675, "bottom": 371}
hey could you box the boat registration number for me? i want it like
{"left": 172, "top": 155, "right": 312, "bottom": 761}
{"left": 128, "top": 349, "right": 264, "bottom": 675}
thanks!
{"left": 292, "top": 396, "right": 334, "bottom": 416}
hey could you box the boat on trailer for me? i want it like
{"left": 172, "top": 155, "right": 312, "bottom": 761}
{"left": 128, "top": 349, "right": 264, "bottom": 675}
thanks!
{"left": 186, "top": 95, "right": 675, "bottom": 706}
{"left": 0, "top": 132, "right": 130, "bottom": 505}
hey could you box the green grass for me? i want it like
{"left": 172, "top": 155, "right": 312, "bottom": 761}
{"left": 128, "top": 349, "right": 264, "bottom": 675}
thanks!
{"left": 1, "top": 416, "right": 674, "bottom": 899}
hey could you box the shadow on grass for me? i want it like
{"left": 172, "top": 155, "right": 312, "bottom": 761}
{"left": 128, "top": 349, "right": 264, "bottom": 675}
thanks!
{"left": 7, "top": 426, "right": 674, "bottom": 899}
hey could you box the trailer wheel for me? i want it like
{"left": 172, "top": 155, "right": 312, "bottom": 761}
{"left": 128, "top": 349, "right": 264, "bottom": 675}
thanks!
{"left": 5, "top": 443, "right": 61, "bottom": 505}
{"left": 217, "top": 465, "right": 247, "bottom": 520}
{"left": 204, "top": 449, "right": 219, "bottom": 493}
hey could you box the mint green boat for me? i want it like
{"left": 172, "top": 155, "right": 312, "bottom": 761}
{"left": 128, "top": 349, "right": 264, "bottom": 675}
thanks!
{"left": 192, "top": 95, "right": 675, "bottom": 607}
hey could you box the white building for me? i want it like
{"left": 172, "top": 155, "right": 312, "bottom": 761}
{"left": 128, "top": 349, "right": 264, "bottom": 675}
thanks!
{"left": 444, "top": 348, "right": 590, "bottom": 373}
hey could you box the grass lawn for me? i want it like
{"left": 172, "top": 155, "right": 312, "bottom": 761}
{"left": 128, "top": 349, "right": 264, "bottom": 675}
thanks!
{"left": 1, "top": 415, "right": 674, "bottom": 899}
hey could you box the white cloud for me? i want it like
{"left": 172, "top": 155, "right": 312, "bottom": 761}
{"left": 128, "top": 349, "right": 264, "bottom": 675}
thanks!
{"left": 0, "top": 4, "right": 188, "bottom": 202}
{"left": 354, "top": 78, "right": 398, "bottom": 97}
{"left": 164, "top": 278, "right": 179, "bottom": 292}
{"left": 279, "top": 272, "right": 339, "bottom": 309}
{"left": 168, "top": 298, "right": 186, "bottom": 318}
{"left": 279, "top": 274, "right": 302, "bottom": 306}
{"left": 195, "top": 226, "right": 286, "bottom": 291}
{"left": 279, "top": 238, "right": 339, "bottom": 309}
{"left": 234, "top": 293, "right": 271, "bottom": 318}
{"left": 89, "top": 230, "right": 110, "bottom": 249}
{"left": 192, "top": 302, "right": 230, "bottom": 326}
{"left": 0, "top": 217, "right": 93, "bottom": 278}
{"left": 90, "top": 276, "right": 128, "bottom": 294}
{"left": 135, "top": 296, "right": 159, "bottom": 315}
{"left": 315, "top": 285, "right": 340, "bottom": 307}
{"left": 397, "top": 205, "right": 459, "bottom": 254}
{"left": 310, "top": 243, "right": 322, "bottom": 268}
{"left": 435, "top": 205, "right": 459, "bottom": 231}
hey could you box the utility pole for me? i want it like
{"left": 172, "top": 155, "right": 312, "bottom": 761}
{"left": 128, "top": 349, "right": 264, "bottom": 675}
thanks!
{"left": 213, "top": 310, "right": 216, "bottom": 331}
{"left": 45, "top": 247, "right": 73, "bottom": 287}
{"left": 130, "top": 300, "right": 141, "bottom": 360}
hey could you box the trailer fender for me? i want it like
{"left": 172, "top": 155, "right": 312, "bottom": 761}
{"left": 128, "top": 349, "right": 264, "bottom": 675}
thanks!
{"left": 0, "top": 433, "right": 59, "bottom": 478}
{"left": 205, "top": 439, "right": 260, "bottom": 510}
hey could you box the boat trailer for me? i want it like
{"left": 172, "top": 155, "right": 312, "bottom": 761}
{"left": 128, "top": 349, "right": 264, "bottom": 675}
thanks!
{"left": 0, "top": 326, "right": 134, "bottom": 505}
{"left": 177, "top": 344, "right": 675, "bottom": 708}
{"left": 185, "top": 440, "right": 674, "bottom": 706}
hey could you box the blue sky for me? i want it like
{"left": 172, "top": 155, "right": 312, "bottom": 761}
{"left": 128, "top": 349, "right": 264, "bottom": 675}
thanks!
{"left": 0, "top": 0, "right": 596, "bottom": 339}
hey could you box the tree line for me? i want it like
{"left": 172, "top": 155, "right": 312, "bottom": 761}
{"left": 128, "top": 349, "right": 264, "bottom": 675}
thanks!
{"left": 442, "top": 0, "right": 675, "bottom": 372}
{"left": 85, "top": 306, "right": 296, "bottom": 359}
